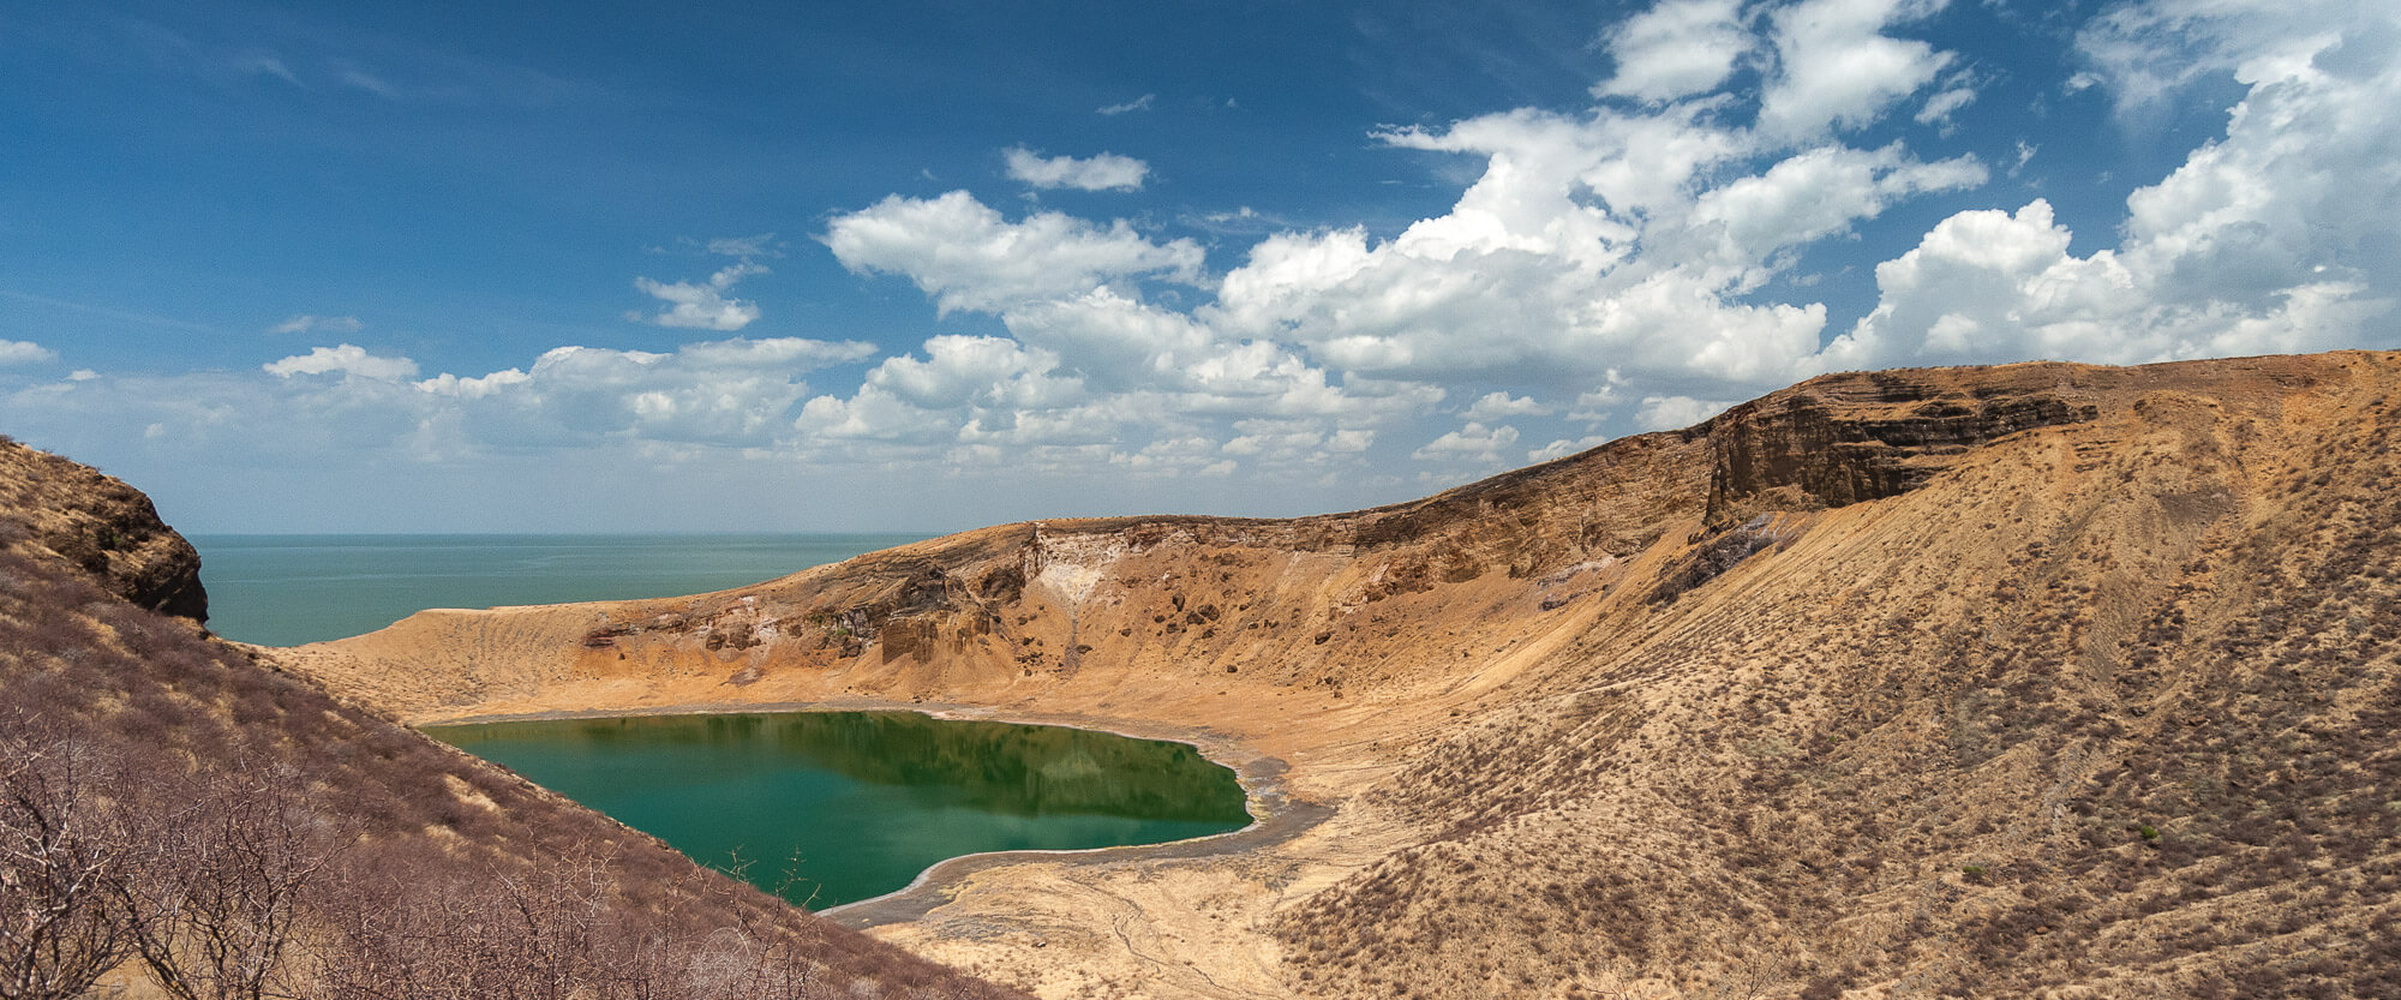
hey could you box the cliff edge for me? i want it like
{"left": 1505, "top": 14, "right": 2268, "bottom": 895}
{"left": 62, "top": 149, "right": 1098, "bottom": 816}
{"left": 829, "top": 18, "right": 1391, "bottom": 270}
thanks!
{"left": 0, "top": 439, "right": 1025, "bottom": 999}
{"left": 286, "top": 351, "right": 2401, "bottom": 999}
{"left": 0, "top": 436, "right": 207, "bottom": 621}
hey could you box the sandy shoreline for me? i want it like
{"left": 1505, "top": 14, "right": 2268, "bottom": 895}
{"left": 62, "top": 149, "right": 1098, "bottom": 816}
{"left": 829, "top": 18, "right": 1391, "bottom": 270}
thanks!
{"left": 408, "top": 696, "right": 1336, "bottom": 929}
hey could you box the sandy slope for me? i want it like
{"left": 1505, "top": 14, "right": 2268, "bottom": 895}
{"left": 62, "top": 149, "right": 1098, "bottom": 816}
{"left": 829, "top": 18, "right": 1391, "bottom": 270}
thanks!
{"left": 282, "top": 351, "right": 2401, "bottom": 999}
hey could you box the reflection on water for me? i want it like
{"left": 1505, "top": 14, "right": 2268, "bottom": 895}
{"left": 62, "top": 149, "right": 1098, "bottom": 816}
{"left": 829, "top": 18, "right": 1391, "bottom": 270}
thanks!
{"left": 426, "top": 711, "right": 1249, "bottom": 907}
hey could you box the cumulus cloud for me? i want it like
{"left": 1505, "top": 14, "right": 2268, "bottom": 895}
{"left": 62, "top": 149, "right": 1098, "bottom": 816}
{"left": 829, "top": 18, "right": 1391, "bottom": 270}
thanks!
{"left": 24, "top": 335, "right": 868, "bottom": 465}
{"left": 0, "top": 340, "right": 57, "bottom": 366}
{"left": 268, "top": 314, "right": 364, "bottom": 335}
{"left": 263, "top": 344, "right": 420, "bottom": 379}
{"left": 1003, "top": 147, "right": 1150, "bottom": 191}
{"left": 1214, "top": 100, "right": 1974, "bottom": 390}
{"left": 1463, "top": 391, "right": 1553, "bottom": 420}
{"left": 1757, "top": 0, "right": 1954, "bottom": 139}
{"left": 1594, "top": 0, "right": 1752, "bottom": 103}
{"left": 2069, "top": 0, "right": 2374, "bottom": 118}
{"left": 630, "top": 261, "right": 767, "bottom": 331}
{"left": 824, "top": 191, "right": 1203, "bottom": 314}
{"left": 23, "top": 0, "right": 2397, "bottom": 525}
{"left": 1635, "top": 395, "right": 1734, "bottom": 430}
{"left": 417, "top": 336, "right": 874, "bottom": 448}
{"left": 1411, "top": 421, "right": 1522, "bottom": 467}
{"left": 1825, "top": 1, "right": 2401, "bottom": 369}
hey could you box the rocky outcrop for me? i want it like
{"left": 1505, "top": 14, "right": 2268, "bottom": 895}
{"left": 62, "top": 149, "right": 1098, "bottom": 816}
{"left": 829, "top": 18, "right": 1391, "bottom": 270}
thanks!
{"left": 0, "top": 445, "right": 1025, "bottom": 1000}
{"left": 1700, "top": 364, "right": 2100, "bottom": 527}
{"left": 0, "top": 436, "right": 207, "bottom": 621}
{"left": 287, "top": 350, "right": 2401, "bottom": 1000}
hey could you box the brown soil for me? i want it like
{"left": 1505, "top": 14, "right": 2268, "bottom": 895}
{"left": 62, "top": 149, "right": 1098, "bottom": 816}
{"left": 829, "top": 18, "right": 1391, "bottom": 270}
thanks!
{"left": 0, "top": 436, "right": 1028, "bottom": 1000}
{"left": 282, "top": 351, "right": 2401, "bottom": 999}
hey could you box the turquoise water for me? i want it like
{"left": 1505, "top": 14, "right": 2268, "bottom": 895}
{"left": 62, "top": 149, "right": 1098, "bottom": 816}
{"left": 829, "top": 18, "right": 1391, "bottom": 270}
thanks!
{"left": 189, "top": 534, "right": 926, "bottom": 646}
{"left": 425, "top": 711, "right": 1251, "bottom": 908}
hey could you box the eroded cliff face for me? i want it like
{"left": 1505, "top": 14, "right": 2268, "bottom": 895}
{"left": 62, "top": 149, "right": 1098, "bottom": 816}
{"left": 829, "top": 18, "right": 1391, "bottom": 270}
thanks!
{"left": 0, "top": 436, "right": 207, "bottom": 621}
{"left": 1701, "top": 365, "right": 2098, "bottom": 527}
{"left": 284, "top": 351, "right": 2401, "bottom": 1000}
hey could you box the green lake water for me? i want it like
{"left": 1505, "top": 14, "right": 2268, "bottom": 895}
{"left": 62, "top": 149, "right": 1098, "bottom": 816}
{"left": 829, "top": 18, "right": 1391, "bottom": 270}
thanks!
{"left": 424, "top": 711, "right": 1252, "bottom": 908}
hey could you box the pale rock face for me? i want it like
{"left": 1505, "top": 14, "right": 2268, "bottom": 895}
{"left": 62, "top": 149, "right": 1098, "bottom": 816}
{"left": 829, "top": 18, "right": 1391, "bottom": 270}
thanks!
{"left": 1025, "top": 528, "right": 1137, "bottom": 607}
{"left": 280, "top": 352, "right": 2401, "bottom": 1000}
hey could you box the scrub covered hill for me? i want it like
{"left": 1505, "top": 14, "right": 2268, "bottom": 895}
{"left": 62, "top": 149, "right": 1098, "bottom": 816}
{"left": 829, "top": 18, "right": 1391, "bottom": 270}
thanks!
{"left": 294, "top": 352, "right": 2401, "bottom": 999}
{"left": 0, "top": 436, "right": 1026, "bottom": 1000}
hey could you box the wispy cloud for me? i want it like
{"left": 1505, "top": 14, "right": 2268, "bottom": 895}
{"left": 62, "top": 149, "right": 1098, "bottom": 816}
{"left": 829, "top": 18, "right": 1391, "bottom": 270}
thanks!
{"left": 0, "top": 290, "right": 214, "bottom": 332}
{"left": 630, "top": 262, "right": 768, "bottom": 331}
{"left": 336, "top": 66, "right": 400, "bottom": 98}
{"left": 705, "top": 233, "right": 783, "bottom": 258}
{"left": 236, "top": 53, "right": 303, "bottom": 87}
{"left": 1003, "top": 147, "right": 1149, "bottom": 192}
{"left": 268, "top": 314, "right": 364, "bottom": 335}
{"left": 1178, "top": 205, "right": 1303, "bottom": 237}
{"left": 1097, "top": 94, "right": 1156, "bottom": 116}
{"left": 0, "top": 340, "right": 58, "bottom": 366}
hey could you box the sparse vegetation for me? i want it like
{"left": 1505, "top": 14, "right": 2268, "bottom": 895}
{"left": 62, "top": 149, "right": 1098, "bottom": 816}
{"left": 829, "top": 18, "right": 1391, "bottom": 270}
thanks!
{"left": 0, "top": 438, "right": 1024, "bottom": 1000}
{"left": 39, "top": 354, "right": 2401, "bottom": 999}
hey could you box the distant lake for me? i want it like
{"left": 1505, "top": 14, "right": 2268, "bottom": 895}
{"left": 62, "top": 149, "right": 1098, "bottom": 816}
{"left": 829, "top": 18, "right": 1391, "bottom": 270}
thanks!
{"left": 189, "top": 533, "right": 927, "bottom": 646}
{"left": 424, "top": 711, "right": 1252, "bottom": 908}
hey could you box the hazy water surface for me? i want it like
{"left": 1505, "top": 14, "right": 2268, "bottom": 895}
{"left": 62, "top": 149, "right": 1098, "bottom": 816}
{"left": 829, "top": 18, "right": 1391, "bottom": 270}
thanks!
{"left": 190, "top": 534, "right": 926, "bottom": 646}
{"left": 425, "top": 711, "right": 1252, "bottom": 907}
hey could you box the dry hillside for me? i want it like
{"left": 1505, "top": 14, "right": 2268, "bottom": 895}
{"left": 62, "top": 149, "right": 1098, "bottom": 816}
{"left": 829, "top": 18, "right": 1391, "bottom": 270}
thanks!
{"left": 285, "top": 351, "right": 2401, "bottom": 999}
{"left": 0, "top": 436, "right": 1027, "bottom": 999}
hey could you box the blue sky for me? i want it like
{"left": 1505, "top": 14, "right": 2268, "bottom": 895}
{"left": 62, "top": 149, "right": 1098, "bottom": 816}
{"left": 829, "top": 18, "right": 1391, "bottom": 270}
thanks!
{"left": 2, "top": 0, "right": 2394, "bottom": 532}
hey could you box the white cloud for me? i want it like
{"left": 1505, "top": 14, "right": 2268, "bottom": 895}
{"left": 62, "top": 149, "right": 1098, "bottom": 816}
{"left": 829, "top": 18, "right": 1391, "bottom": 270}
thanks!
{"left": 1594, "top": 0, "right": 1753, "bottom": 103}
{"left": 268, "top": 314, "right": 364, "bottom": 335}
{"left": 338, "top": 67, "right": 400, "bottom": 99}
{"left": 239, "top": 55, "right": 301, "bottom": 87}
{"left": 1634, "top": 395, "right": 1734, "bottom": 430}
{"left": 1001, "top": 287, "right": 1217, "bottom": 391}
{"left": 1826, "top": 1, "right": 2401, "bottom": 370}
{"left": 675, "top": 336, "right": 875, "bottom": 369}
{"left": 1915, "top": 85, "right": 1975, "bottom": 126}
{"left": 2069, "top": 0, "right": 2376, "bottom": 118}
{"left": 1217, "top": 90, "right": 1974, "bottom": 392}
{"left": 1757, "top": 0, "right": 1955, "bottom": 140}
{"left": 23, "top": 0, "right": 2398, "bottom": 532}
{"left": 1567, "top": 380, "right": 1624, "bottom": 422}
{"left": 865, "top": 335, "right": 1077, "bottom": 410}
{"left": 0, "top": 340, "right": 57, "bottom": 366}
{"left": 1003, "top": 147, "right": 1150, "bottom": 191}
{"left": 1462, "top": 391, "right": 1554, "bottom": 420}
{"left": 1688, "top": 143, "right": 1985, "bottom": 288}
{"left": 823, "top": 191, "right": 1203, "bottom": 314}
{"left": 705, "top": 233, "right": 781, "bottom": 257}
{"left": 263, "top": 344, "right": 420, "bottom": 379}
{"left": 796, "top": 337, "right": 1113, "bottom": 450}
{"left": 1529, "top": 434, "right": 1610, "bottom": 462}
{"left": 794, "top": 384, "right": 951, "bottom": 444}
{"left": 1097, "top": 94, "right": 1156, "bottom": 116}
{"left": 1411, "top": 421, "right": 1520, "bottom": 464}
{"left": 32, "top": 335, "right": 881, "bottom": 466}
{"left": 631, "top": 261, "right": 766, "bottom": 331}
{"left": 424, "top": 337, "right": 872, "bottom": 447}
{"left": 414, "top": 367, "right": 530, "bottom": 400}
